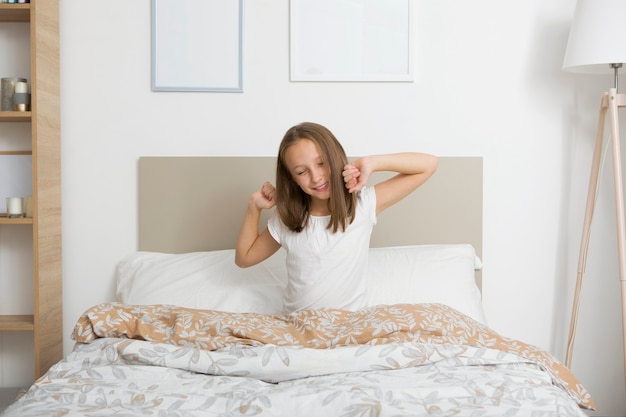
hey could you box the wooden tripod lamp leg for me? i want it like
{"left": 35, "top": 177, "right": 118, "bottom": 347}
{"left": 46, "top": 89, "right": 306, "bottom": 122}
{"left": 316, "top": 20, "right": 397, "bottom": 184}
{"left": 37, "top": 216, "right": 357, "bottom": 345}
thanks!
{"left": 566, "top": 89, "right": 626, "bottom": 397}
{"left": 566, "top": 93, "right": 607, "bottom": 368}
{"left": 607, "top": 88, "right": 626, "bottom": 392}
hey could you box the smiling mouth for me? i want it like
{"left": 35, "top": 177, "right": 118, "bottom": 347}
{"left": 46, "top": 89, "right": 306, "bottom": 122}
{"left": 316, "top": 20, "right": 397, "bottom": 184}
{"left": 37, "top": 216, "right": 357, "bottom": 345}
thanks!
{"left": 314, "top": 182, "right": 329, "bottom": 192}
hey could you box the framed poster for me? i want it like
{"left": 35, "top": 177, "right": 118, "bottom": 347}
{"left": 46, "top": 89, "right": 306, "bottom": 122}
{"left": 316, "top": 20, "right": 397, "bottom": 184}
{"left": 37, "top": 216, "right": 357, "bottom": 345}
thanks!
{"left": 290, "top": 0, "right": 413, "bottom": 82}
{"left": 152, "top": 0, "right": 243, "bottom": 92}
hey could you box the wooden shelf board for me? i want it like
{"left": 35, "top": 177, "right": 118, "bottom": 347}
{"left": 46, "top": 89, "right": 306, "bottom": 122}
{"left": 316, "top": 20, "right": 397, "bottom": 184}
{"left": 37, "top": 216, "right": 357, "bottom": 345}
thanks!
{"left": 0, "top": 150, "right": 32, "bottom": 155}
{"left": 0, "top": 111, "right": 31, "bottom": 122}
{"left": 0, "top": 215, "right": 33, "bottom": 225}
{"left": 0, "top": 315, "right": 34, "bottom": 331}
{"left": 0, "top": 4, "right": 30, "bottom": 22}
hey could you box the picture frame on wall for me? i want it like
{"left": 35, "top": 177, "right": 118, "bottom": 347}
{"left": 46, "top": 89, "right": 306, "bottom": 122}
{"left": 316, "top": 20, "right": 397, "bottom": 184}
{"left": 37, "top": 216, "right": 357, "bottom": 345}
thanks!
{"left": 151, "top": 0, "right": 243, "bottom": 92}
{"left": 289, "top": 0, "right": 413, "bottom": 82}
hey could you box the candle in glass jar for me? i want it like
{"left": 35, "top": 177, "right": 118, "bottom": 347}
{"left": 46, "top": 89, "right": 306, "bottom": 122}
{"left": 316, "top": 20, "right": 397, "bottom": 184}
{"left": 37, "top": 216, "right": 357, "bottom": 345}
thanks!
{"left": 6, "top": 197, "right": 24, "bottom": 218}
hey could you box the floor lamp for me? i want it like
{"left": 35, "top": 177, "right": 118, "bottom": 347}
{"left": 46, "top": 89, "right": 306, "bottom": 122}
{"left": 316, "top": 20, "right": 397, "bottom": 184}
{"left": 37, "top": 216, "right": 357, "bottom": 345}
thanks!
{"left": 562, "top": 0, "right": 626, "bottom": 392}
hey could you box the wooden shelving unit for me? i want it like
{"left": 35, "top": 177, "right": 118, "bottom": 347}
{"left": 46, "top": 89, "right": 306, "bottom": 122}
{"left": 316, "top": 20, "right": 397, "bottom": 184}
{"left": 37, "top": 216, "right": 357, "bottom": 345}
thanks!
{"left": 0, "top": 0, "right": 61, "bottom": 380}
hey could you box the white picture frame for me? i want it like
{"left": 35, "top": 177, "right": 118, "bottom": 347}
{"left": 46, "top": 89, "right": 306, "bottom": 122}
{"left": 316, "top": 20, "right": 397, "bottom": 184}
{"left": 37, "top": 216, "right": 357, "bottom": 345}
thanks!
{"left": 290, "top": 0, "right": 413, "bottom": 82}
{"left": 151, "top": 0, "right": 243, "bottom": 92}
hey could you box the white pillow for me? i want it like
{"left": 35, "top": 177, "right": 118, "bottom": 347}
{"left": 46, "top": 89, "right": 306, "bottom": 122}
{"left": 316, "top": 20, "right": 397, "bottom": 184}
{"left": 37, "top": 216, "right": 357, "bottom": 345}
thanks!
{"left": 366, "top": 244, "right": 486, "bottom": 324}
{"left": 116, "top": 249, "right": 288, "bottom": 315}
{"left": 116, "top": 244, "right": 485, "bottom": 324}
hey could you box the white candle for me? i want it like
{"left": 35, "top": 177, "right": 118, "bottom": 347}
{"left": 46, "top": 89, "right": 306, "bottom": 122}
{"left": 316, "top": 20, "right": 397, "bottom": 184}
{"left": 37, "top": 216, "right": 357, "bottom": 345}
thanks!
{"left": 6, "top": 197, "right": 23, "bottom": 217}
{"left": 14, "top": 81, "right": 28, "bottom": 94}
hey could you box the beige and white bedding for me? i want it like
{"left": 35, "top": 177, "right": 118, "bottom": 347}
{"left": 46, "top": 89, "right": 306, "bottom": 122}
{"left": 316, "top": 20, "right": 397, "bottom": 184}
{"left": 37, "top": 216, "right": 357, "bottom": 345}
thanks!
{"left": 2, "top": 243, "right": 595, "bottom": 416}
{"left": 2, "top": 302, "right": 593, "bottom": 416}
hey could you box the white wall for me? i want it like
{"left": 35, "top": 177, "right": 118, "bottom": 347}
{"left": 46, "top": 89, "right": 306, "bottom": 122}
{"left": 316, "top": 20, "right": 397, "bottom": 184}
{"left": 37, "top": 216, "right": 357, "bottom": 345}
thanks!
{"left": 0, "top": 0, "right": 624, "bottom": 415}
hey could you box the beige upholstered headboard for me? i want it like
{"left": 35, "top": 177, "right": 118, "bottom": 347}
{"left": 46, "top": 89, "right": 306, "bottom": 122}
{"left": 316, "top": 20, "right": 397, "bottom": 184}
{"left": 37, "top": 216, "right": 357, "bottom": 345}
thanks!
{"left": 138, "top": 156, "right": 483, "bottom": 262}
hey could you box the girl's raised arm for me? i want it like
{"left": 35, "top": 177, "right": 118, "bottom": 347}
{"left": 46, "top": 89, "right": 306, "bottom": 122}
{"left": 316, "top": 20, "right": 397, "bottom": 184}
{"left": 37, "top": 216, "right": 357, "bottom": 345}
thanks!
{"left": 235, "top": 182, "right": 281, "bottom": 268}
{"left": 343, "top": 153, "right": 438, "bottom": 215}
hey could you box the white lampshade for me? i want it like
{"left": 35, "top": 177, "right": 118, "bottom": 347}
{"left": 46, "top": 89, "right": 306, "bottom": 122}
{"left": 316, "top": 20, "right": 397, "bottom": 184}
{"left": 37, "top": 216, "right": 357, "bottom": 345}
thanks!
{"left": 562, "top": 0, "right": 626, "bottom": 74}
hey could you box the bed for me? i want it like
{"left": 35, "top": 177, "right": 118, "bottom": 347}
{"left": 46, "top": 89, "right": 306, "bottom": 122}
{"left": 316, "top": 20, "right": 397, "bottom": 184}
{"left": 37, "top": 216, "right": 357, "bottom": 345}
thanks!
{"left": 1, "top": 156, "right": 594, "bottom": 417}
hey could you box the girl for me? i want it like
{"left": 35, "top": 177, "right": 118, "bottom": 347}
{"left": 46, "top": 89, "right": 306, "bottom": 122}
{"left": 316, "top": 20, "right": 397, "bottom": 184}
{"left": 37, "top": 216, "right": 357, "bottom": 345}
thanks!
{"left": 235, "top": 122, "right": 438, "bottom": 315}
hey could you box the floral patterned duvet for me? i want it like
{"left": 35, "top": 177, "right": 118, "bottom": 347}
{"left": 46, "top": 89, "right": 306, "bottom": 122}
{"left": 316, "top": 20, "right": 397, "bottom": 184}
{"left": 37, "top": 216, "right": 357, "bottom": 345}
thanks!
{"left": 2, "top": 303, "right": 594, "bottom": 417}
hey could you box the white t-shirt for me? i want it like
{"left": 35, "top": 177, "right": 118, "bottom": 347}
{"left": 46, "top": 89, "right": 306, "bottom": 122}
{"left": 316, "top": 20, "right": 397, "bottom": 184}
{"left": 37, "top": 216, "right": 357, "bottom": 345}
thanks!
{"left": 268, "top": 186, "right": 377, "bottom": 315}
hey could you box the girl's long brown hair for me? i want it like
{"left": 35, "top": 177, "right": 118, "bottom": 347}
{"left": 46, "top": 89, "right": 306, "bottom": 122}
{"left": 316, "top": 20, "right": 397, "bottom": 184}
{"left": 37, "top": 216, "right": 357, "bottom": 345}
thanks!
{"left": 275, "top": 122, "right": 357, "bottom": 233}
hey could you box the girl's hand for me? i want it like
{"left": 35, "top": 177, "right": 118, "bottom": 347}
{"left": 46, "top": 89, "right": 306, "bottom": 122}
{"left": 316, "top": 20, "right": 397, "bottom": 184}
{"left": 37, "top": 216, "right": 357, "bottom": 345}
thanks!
{"left": 343, "top": 157, "right": 373, "bottom": 193}
{"left": 251, "top": 181, "right": 276, "bottom": 209}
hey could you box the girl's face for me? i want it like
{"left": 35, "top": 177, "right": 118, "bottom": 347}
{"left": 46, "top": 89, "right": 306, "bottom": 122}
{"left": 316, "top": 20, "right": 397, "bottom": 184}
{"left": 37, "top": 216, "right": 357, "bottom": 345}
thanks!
{"left": 284, "top": 139, "right": 331, "bottom": 205}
